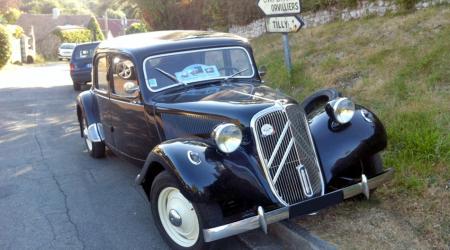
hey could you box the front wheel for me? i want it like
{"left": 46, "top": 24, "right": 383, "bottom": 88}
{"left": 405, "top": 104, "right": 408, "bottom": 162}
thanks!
{"left": 150, "top": 171, "right": 207, "bottom": 250}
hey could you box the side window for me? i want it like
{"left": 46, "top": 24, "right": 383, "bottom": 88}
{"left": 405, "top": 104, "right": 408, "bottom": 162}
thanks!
{"left": 112, "top": 56, "right": 138, "bottom": 97}
{"left": 95, "top": 56, "right": 109, "bottom": 92}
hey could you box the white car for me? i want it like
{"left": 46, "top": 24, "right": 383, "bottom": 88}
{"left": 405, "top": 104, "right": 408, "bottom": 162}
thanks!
{"left": 58, "top": 43, "right": 76, "bottom": 61}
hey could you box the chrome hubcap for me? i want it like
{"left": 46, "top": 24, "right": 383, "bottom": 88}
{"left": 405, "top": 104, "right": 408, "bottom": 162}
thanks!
{"left": 169, "top": 209, "right": 182, "bottom": 227}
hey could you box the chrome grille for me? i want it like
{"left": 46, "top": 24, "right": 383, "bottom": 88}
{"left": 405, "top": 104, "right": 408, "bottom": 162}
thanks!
{"left": 251, "top": 104, "right": 324, "bottom": 205}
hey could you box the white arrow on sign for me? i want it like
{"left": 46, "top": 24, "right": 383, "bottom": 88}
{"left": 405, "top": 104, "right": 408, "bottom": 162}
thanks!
{"left": 265, "top": 16, "right": 304, "bottom": 33}
{"left": 258, "top": 0, "right": 301, "bottom": 16}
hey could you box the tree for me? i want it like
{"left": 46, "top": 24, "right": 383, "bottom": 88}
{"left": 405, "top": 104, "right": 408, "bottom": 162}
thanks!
{"left": 21, "top": 0, "right": 90, "bottom": 15}
{"left": 3, "top": 8, "right": 21, "bottom": 24}
{"left": 106, "top": 8, "right": 126, "bottom": 19}
{"left": 0, "top": 0, "right": 20, "bottom": 12}
{"left": 87, "top": 16, "right": 104, "bottom": 41}
{"left": 126, "top": 22, "right": 148, "bottom": 34}
{"left": 130, "top": 0, "right": 263, "bottom": 30}
{"left": 0, "top": 24, "right": 12, "bottom": 69}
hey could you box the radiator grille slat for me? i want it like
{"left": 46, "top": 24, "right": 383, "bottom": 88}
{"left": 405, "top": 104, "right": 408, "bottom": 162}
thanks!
{"left": 252, "top": 104, "right": 324, "bottom": 205}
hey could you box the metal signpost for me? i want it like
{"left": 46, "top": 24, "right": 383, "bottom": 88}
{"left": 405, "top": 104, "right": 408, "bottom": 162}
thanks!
{"left": 258, "top": 0, "right": 303, "bottom": 72}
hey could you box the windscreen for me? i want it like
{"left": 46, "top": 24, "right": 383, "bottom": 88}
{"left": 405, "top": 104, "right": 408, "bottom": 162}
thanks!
{"left": 144, "top": 47, "right": 254, "bottom": 91}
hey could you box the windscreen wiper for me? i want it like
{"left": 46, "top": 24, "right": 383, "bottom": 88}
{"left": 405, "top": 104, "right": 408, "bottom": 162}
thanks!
{"left": 223, "top": 68, "right": 249, "bottom": 82}
{"left": 155, "top": 67, "right": 185, "bottom": 85}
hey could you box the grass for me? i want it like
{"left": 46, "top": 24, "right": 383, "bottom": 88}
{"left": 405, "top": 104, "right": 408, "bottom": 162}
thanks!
{"left": 251, "top": 6, "right": 450, "bottom": 194}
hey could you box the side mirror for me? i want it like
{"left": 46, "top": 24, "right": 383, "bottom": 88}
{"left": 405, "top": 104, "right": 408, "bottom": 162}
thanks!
{"left": 123, "top": 81, "right": 140, "bottom": 98}
{"left": 259, "top": 65, "right": 267, "bottom": 77}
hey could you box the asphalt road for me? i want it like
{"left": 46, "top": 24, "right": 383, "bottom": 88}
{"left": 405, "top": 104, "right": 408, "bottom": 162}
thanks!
{"left": 0, "top": 63, "right": 248, "bottom": 250}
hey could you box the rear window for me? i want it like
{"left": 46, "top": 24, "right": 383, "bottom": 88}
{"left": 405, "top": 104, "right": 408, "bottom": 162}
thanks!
{"left": 74, "top": 44, "right": 98, "bottom": 59}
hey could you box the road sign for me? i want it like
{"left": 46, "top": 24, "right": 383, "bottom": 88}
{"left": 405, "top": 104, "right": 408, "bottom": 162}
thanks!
{"left": 258, "top": 0, "right": 301, "bottom": 16}
{"left": 265, "top": 16, "right": 304, "bottom": 33}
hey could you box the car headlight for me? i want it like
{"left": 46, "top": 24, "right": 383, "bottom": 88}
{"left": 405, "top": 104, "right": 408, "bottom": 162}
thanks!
{"left": 326, "top": 97, "right": 355, "bottom": 124}
{"left": 212, "top": 123, "right": 242, "bottom": 153}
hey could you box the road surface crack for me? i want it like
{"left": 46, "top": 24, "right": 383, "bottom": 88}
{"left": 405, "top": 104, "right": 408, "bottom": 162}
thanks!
{"left": 46, "top": 162, "right": 86, "bottom": 250}
{"left": 34, "top": 135, "right": 44, "bottom": 160}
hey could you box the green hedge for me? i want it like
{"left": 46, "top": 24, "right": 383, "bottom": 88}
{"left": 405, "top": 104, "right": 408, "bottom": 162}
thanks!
{"left": 54, "top": 28, "right": 92, "bottom": 43}
{"left": 126, "top": 23, "right": 148, "bottom": 35}
{"left": 87, "top": 16, "right": 104, "bottom": 41}
{"left": 0, "top": 24, "right": 11, "bottom": 70}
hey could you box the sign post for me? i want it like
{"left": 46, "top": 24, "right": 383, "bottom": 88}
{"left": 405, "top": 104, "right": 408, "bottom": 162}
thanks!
{"left": 258, "top": 0, "right": 303, "bottom": 72}
{"left": 282, "top": 33, "right": 292, "bottom": 71}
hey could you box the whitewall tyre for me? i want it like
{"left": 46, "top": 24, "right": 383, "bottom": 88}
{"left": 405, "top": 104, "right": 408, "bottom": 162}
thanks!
{"left": 150, "top": 171, "right": 208, "bottom": 250}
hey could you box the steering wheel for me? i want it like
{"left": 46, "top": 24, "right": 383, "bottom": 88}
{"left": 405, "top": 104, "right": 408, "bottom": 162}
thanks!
{"left": 218, "top": 67, "right": 240, "bottom": 75}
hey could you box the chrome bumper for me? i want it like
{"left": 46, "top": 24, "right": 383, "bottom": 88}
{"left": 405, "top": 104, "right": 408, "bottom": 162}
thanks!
{"left": 203, "top": 168, "right": 394, "bottom": 242}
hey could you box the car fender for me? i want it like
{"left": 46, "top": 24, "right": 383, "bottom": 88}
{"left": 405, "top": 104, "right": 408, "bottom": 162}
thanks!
{"left": 308, "top": 105, "right": 387, "bottom": 186}
{"left": 135, "top": 139, "right": 277, "bottom": 206}
{"left": 76, "top": 90, "right": 104, "bottom": 142}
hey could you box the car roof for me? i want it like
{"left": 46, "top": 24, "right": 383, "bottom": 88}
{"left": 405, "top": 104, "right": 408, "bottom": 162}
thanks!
{"left": 74, "top": 42, "right": 101, "bottom": 48}
{"left": 96, "top": 30, "right": 250, "bottom": 60}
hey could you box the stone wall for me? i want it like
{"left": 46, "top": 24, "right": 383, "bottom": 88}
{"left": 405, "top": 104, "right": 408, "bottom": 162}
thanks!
{"left": 228, "top": 0, "right": 449, "bottom": 38}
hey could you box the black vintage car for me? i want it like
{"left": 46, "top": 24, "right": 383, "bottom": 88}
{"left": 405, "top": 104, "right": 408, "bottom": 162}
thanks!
{"left": 76, "top": 31, "right": 393, "bottom": 249}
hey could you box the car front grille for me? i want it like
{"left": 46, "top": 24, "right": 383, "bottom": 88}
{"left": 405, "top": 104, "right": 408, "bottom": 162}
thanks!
{"left": 251, "top": 104, "right": 324, "bottom": 205}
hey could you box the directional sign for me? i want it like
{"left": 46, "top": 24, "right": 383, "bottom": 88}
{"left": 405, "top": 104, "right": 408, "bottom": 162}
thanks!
{"left": 265, "top": 16, "right": 304, "bottom": 33}
{"left": 258, "top": 0, "right": 301, "bottom": 16}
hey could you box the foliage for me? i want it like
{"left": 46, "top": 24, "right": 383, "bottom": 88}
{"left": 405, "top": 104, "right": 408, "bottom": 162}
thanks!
{"left": 396, "top": 0, "right": 420, "bottom": 11}
{"left": 54, "top": 28, "right": 91, "bottom": 43}
{"left": 106, "top": 8, "right": 126, "bottom": 19}
{"left": 0, "top": 0, "right": 20, "bottom": 12}
{"left": 93, "top": 0, "right": 140, "bottom": 19}
{"left": 87, "top": 16, "right": 104, "bottom": 41}
{"left": 3, "top": 7, "right": 21, "bottom": 24}
{"left": 133, "top": 0, "right": 263, "bottom": 30}
{"left": 12, "top": 25, "right": 23, "bottom": 38}
{"left": 252, "top": 7, "right": 450, "bottom": 194}
{"left": 0, "top": 24, "right": 12, "bottom": 69}
{"left": 20, "top": 0, "right": 90, "bottom": 15}
{"left": 34, "top": 53, "right": 45, "bottom": 64}
{"left": 126, "top": 22, "right": 148, "bottom": 34}
{"left": 21, "top": 0, "right": 61, "bottom": 14}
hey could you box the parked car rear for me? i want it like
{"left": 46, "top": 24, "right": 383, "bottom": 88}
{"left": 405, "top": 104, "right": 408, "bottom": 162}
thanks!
{"left": 70, "top": 42, "right": 100, "bottom": 91}
{"left": 58, "top": 43, "right": 76, "bottom": 61}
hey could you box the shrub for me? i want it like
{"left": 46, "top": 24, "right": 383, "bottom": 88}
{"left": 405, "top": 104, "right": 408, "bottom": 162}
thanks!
{"left": 396, "top": 0, "right": 420, "bottom": 11}
{"left": 87, "top": 16, "right": 104, "bottom": 41}
{"left": 3, "top": 7, "right": 21, "bottom": 24}
{"left": 12, "top": 25, "right": 23, "bottom": 38}
{"left": 54, "top": 28, "right": 91, "bottom": 43}
{"left": 34, "top": 53, "right": 45, "bottom": 64}
{"left": 126, "top": 22, "right": 148, "bottom": 34}
{"left": 0, "top": 24, "right": 11, "bottom": 69}
{"left": 21, "top": 0, "right": 61, "bottom": 14}
{"left": 106, "top": 8, "right": 126, "bottom": 19}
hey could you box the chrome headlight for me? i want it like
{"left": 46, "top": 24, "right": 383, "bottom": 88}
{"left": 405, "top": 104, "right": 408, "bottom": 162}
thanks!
{"left": 326, "top": 97, "right": 355, "bottom": 124}
{"left": 212, "top": 123, "right": 242, "bottom": 153}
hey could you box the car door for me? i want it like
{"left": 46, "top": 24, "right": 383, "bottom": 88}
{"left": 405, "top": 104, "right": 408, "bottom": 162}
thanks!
{"left": 109, "top": 54, "right": 154, "bottom": 161}
{"left": 92, "top": 54, "right": 114, "bottom": 146}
